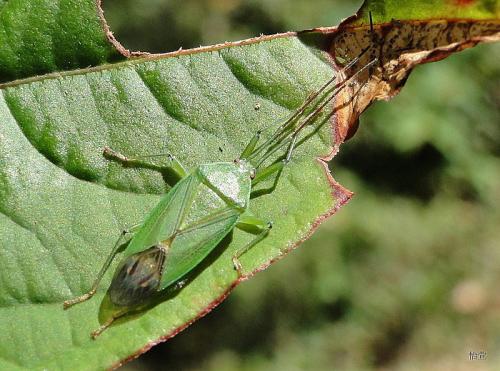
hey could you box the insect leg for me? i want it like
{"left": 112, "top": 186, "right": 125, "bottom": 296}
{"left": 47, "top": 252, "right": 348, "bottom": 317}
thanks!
{"left": 91, "top": 315, "right": 115, "bottom": 339}
{"left": 103, "top": 147, "right": 187, "bottom": 179}
{"left": 251, "top": 160, "right": 285, "bottom": 186}
{"left": 284, "top": 131, "right": 299, "bottom": 163}
{"left": 63, "top": 225, "right": 140, "bottom": 309}
{"left": 233, "top": 215, "right": 272, "bottom": 275}
{"left": 240, "top": 130, "right": 262, "bottom": 159}
{"left": 250, "top": 123, "right": 304, "bottom": 182}
{"left": 90, "top": 309, "right": 128, "bottom": 339}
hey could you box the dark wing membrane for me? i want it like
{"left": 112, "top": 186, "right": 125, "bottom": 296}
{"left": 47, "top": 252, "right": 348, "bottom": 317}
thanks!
{"left": 159, "top": 207, "right": 240, "bottom": 290}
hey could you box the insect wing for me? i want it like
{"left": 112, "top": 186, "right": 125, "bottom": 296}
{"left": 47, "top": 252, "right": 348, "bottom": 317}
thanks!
{"left": 124, "top": 174, "right": 199, "bottom": 257}
{"left": 159, "top": 208, "right": 240, "bottom": 289}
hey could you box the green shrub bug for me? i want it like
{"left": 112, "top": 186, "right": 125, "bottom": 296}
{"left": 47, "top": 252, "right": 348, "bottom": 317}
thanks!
{"left": 63, "top": 55, "right": 378, "bottom": 339}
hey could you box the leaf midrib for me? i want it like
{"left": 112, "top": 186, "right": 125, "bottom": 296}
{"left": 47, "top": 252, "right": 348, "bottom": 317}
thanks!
{"left": 0, "top": 31, "right": 303, "bottom": 90}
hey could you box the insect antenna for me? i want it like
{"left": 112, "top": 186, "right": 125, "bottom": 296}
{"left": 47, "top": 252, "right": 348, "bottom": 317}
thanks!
{"left": 248, "top": 56, "right": 378, "bottom": 168}
{"left": 241, "top": 11, "right": 379, "bottom": 169}
{"left": 246, "top": 51, "right": 368, "bottom": 164}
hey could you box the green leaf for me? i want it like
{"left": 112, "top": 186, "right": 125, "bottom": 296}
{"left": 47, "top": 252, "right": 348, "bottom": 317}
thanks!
{"left": 0, "top": 0, "right": 124, "bottom": 83}
{"left": 0, "top": 0, "right": 498, "bottom": 369}
{"left": 355, "top": 0, "right": 500, "bottom": 24}
{"left": 0, "top": 23, "right": 345, "bottom": 371}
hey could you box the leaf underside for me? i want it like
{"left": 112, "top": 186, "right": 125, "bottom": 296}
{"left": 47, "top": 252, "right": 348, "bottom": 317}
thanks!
{"left": 0, "top": 0, "right": 498, "bottom": 369}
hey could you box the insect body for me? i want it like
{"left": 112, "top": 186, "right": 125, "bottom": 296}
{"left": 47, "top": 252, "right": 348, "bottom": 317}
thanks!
{"left": 63, "top": 55, "right": 378, "bottom": 339}
{"left": 106, "top": 159, "right": 259, "bottom": 308}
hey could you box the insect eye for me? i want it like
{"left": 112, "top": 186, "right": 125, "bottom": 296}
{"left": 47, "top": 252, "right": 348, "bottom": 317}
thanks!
{"left": 108, "top": 246, "right": 166, "bottom": 308}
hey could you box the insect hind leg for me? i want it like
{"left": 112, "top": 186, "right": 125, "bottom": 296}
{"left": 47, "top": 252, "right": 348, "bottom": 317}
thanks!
{"left": 90, "top": 310, "right": 128, "bottom": 339}
{"left": 63, "top": 225, "right": 139, "bottom": 309}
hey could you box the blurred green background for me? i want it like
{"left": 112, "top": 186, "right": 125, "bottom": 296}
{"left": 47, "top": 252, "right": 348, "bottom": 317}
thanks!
{"left": 103, "top": 0, "right": 500, "bottom": 370}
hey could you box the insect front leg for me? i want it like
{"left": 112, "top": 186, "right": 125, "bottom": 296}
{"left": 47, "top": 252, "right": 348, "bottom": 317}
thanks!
{"left": 251, "top": 160, "right": 286, "bottom": 186}
{"left": 63, "top": 224, "right": 140, "bottom": 309}
{"left": 240, "top": 130, "right": 262, "bottom": 159}
{"left": 232, "top": 214, "right": 272, "bottom": 275}
{"left": 103, "top": 146, "right": 187, "bottom": 179}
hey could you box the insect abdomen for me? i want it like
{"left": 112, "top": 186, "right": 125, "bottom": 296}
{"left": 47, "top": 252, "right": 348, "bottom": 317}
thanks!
{"left": 108, "top": 246, "right": 166, "bottom": 307}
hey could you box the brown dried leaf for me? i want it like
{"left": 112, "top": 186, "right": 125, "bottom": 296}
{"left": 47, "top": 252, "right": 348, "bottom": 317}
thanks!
{"left": 324, "top": 17, "right": 500, "bottom": 140}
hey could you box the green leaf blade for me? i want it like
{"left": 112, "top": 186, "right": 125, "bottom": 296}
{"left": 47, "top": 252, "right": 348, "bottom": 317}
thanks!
{"left": 0, "top": 35, "right": 340, "bottom": 369}
{"left": 356, "top": 0, "right": 500, "bottom": 25}
{"left": 0, "top": 0, "right": 498, "bottom": 368}
{"left": 0, "top": 0, "right": 123, "bottom": 83}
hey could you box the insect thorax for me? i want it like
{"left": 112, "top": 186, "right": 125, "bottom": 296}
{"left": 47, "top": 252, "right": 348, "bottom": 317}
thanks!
{"left": 196, "top": 161, "right": 253, "bottom": 210}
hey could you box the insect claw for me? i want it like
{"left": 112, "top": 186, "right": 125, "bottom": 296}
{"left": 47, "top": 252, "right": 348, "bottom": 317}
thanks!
{"left": 90, "top": 316, "right": 115, "bottom": 339}
{"left": 232, "top": 256, "right": 243, "bottom": 276}
{"left": 103, "top": 147, "right": 129, "bottom": 162}
{"left": 62, "top": 300, "right": 73, "bottom": 310}
{"left": 63, "top": 289, "right": 96, "bottom": 309}
{"left": 102, "top": 146, "right": 113, "bottom": 156}
{"left": 90, "top": 327, "right": 104, "bottom": 340}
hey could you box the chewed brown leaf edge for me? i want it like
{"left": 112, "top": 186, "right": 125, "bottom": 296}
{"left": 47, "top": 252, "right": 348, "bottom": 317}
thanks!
{"left": 325, "top": 15, "right": 500, "bottom": 140}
